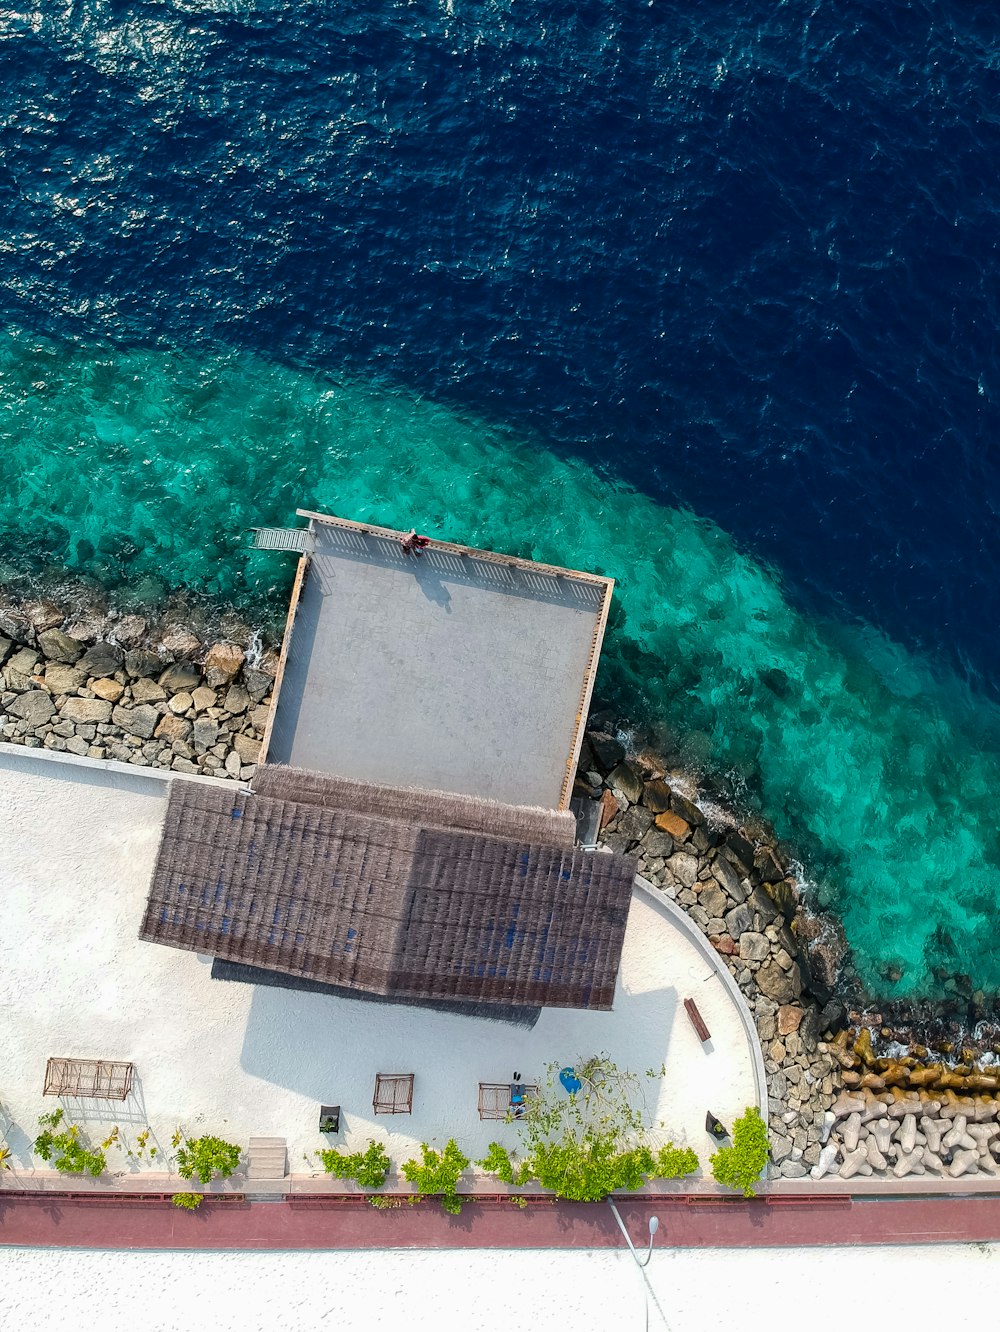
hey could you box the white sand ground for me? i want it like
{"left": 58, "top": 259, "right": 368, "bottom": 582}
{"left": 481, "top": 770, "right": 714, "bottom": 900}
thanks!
{"left": 0, "top": 748, "right": 757, "bottom": 1179}
{"left": 1, "top": 1245, "right": 998, "bottom": 1332}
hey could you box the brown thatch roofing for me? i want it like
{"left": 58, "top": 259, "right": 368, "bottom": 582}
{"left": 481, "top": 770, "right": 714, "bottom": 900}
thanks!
{"left": 140, "top": 783, "right": 635, "bottom": 1010}
{"left": 252, "top": 765, "right": 576, "bottom": 847}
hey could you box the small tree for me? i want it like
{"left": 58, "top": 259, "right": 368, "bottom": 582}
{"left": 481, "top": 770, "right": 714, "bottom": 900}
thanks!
{"left": 34, "top": 1110, "right": 106, "bottom": 1177}
{"left": 476, "top": 1056, "right": 698, "bottom": 1202}
{"left": 176, "top": 1134, "right": 242, "bottom": 1186}
{"left": 400, "top": 1139, "right": 470, "bottom": 1215}
{"left": 710, "top": 1106, "right": 769, "bottom": 1197}
{"left": 320, "top": 1140, "right": 391, "bottom": 1190}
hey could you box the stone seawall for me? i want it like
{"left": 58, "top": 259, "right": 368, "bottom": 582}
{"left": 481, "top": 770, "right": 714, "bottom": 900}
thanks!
{"left": 0, "top": 595, "right": 276, "bottom": 780}
{"left": 577, "top": 724, "right": 1000, "bottom": 1185}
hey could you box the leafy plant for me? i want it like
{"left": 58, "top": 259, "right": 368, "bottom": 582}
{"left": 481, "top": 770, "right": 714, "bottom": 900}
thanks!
{"left": 0, "top": 1145, "right": 11, "bottom": 1171}
{"left": 476, "top": 1056, "right": 699, "bottom": 1203}
{"left": 319, "top": 1140, "right": 390, "bottom": 1190}
{"left": 368, "top": 1194, "right": 404, "bottom": 1211}
{"left": 172, "top": 1192, "right": 204, "bottom": 1211}
{"left": 400, "top": 1139, "right": 470, "bottom": 1215}
{"left": 176, "top": 1134, "right": 242, "bottom": 1185}
{"left": 709, "top": 1106, "right": 769, "bottom": 1197}
{"left": 34, "top": 1109, "right": 106, "bottom": 1177}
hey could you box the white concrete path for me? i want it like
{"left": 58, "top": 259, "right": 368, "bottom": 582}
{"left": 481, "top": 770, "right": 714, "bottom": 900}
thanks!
{"left": 0, "top": 750, "right": 758, "bottom": 1179}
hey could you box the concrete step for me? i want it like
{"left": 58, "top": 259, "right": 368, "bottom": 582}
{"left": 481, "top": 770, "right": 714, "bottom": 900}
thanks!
{"left": 247, "top": 1137, "right": 287, "bottom": 1179}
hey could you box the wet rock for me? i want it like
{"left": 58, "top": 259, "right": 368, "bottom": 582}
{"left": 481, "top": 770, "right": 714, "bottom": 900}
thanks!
{"left": 668, "top": 790, "right": 704, "bottom": 827}
{"left": 641, "top": 778, "right": 672, "bottom": 813}
{"left": 112, "top": 703, "right": 159, "bottom": 740}
{"left": 204, "top": 641, "right": 245, "bottom": 687}
{"left": 8, "top": 690, "right": 55, "bottom": 727}
{"left": 754, "top": 846, "right": 785, "bottom": 884}
{"left": 78, "top": 642, "right": 124, "bottom": 679}
{"left": 125, "top": 649, "right": 163, "bottom": 680}
{"left": 37, "top": 628, "right": 85, "bottom": 663}
{"left": 721, "top": 832, "right": 755, "bottom": 878}
{"left": 587, "top": 732, "right": 625, "bottom": 774}
{"left": 607, "top": 760, "right": 644, "bottom": 805}
{"left": 108, "top": 614, "right": 147, "bottom": 647}
{"left": 159, "top": 662, "right": 201, "bottom": 693}
{"left": 0, "top": 635, "right": 11, "bottom": 666}
{"left": 160, "top": 625, "right": 202, "bottom": 658}
{"left": 0, "top": 607, "right": 34, "bottom": 644}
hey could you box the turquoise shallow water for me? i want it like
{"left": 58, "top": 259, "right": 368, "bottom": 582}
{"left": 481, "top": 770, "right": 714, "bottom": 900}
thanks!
{"left": 3, "top": 329, "right": 1000, "bottom": 1000}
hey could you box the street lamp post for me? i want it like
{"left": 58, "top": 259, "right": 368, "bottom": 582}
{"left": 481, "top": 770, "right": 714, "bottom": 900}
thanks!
{"left": 607, "top": 1201, "right": 669, "bottom": 1329}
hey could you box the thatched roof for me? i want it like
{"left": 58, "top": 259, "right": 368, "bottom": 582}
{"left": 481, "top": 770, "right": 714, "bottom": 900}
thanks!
{"left": 252, "top": 765, "right": 576, "bottom": 847}
{"left": 140, "top": 784, "right": 634, "bottom": 1010}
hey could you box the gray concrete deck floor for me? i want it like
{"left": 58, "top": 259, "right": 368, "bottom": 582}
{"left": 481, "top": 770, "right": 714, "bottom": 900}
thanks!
{"left": 265, "top": 523, "right": 608, "bottom": 807}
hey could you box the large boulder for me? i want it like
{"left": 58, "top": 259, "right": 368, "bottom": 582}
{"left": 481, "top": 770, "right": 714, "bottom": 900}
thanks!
{"left": 587, "top": 731, "right": 625, "bottom": 774}
{"left": 44, "top": 664, "right": 87, "bottom": 694}
{"left": 655, "top": 809, "right": 690, "bottom": 841}
{"left": 37, "top": 628, "right": 85, "bottom": 664}
{"left": 739, "top": 932, "right": 770, "bottom": 963}
{"left": 613, "top": 805, "right": 653, "bottom": 844}
{"left": 242, "top": 667, "right": 273, "bottom": 703}
{"left": 159, "top": 662, "right": 201, "bottom": 693}
{"left": 8, "top": 690, "right": 55, "bottom": 727}
{"left": 112, "top": 703, "right": 159, "bottom": 740}
{"left": 665, "top": 852, "right": 699, "bottom": 888}
{"left": 638, "top": 826, "right": 674, "bottom": 860}
{"left": 607, "top": 760, "right": 644, "bottom": 805}
{"left": 131, "top": 677, "right": 166, "bottom": 704}
{"left": 233, "top": 732, "right": 262, "bottom": 764}
{"left": 204, "top": 641, "right": 245, "bottom": 688}
{"left": 107, "top": 615, "right": 147, "bottom": 647}
{"left": 125, "top": 649, "right": 163, "bottom": 680}
{"left": 667, "top": 790, "right": 704, "bottom": 827}
{"left": 6, "top": 646, "right": 41, "bottom": 680}
{"left": 223, "top": 683, "right": 251, "bottom": 716}
{"left": 90, "top": 678, "right": 124, "bottom": 703}
{"left": 698, "top": 883, "right": 728, "bottom": 920}
{"left": 77, "top": 642, "right": 124, "bottom": 679}
{"left": 155, "top": 714, "right": 191, "bottom": 743}
{"left": 159, "top": 625, "right": 202, "bottom": 658}
{"left": 0, "top": 606, "right": 34, "bottom": 644}
{"left": 60, "top": 698, "right": 112, "bottom": 725}
{"left": 756, "top": 958, "right": 803, "bottom": 1004}
{"left": 641, "top": 778, "right": 672, "bottom": 813}
{"left": 192, "top": 718, "right": 220, "bottom": 753}
{"left": 711, "top": 854, "right": 746, "bottom": 903}
{"left": 22, "top": 600, "right": 63, "bottom": 632}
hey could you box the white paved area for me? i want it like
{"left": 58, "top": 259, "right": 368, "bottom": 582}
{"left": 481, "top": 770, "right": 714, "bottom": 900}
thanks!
{"left": 0, "top": 750, "right": 756, "bottom": 1178}
{"left": 266, "top": 521, "right": 607, "bottom": 806}
{"left": 1, "top": 1245, "right": 996, "bottom": 1332}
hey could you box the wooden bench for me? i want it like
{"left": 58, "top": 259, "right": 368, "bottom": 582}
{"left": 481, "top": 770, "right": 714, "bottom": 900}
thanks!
{"left": 684, "top": 998, "right": 711, "bottom": 1043}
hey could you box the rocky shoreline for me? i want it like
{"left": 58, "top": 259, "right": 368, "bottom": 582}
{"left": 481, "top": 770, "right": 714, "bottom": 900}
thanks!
{"left": 577, "top": 721, "right": 1000, "bottom": 1183}
{"left": 0, "top": 594, "right": 277, "bottom": 780}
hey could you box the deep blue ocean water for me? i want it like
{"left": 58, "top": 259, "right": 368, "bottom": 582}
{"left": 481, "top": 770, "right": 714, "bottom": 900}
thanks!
{"left": 2, "top": 1, "right": 1000, "bottom": 998}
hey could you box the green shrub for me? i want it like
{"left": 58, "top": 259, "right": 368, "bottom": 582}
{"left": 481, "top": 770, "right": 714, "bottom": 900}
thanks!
{"left": 172, "top": 1192, "right": 204, "bottom": 1211}
{"left": 34, "top": 1110, "right": 106, "bottom": 1177}
{"left": 176, "top": 1134, "right": 242, "bottom": 1185}
{"left": 476, "top": 1058, "right": 700, "bottom": 1203}
{"left": 400, "top": 1140, "right": 469, "bottom": 1215}
{"left": 710, "top": 1106, "right": 769, "bottom": 1197}
{"left": 319, "top": 1140, "right": 391, "bottom": 1190}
